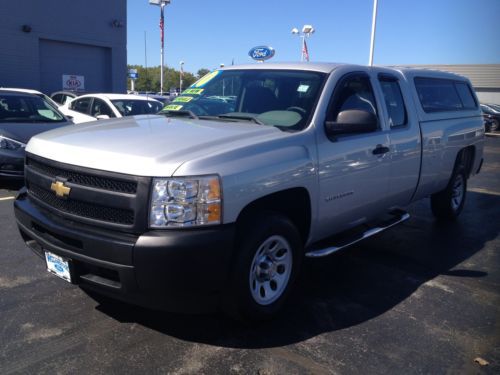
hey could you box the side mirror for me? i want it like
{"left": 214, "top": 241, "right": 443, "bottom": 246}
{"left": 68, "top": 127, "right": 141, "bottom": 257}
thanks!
{"left": 325, "top": 109, "right": 378, "bottom": 137}
{"left": 96, "top": 114, "right": 110, "bottom": 120}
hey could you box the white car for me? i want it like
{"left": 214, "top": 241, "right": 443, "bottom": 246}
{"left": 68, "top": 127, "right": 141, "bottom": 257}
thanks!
{"left": 59, "top": 93, "right": 163, "bottom": 124}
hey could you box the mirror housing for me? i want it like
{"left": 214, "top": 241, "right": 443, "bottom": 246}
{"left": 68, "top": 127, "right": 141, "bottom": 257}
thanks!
{"left": 325, "top": 109, "right": 378, "bottom": 137}
{"left": 96, "top": 114, "right": 110, "bottom": 120}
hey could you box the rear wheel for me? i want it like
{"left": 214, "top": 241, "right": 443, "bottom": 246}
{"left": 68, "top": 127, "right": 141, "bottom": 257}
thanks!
{"left": 225, "top": 213, "right": 302, "bottom": 321}
{"left": 431, "top": 167, "right": 467, "bottom": 220}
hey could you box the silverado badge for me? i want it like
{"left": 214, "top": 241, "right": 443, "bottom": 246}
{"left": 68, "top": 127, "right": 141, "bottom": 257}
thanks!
{"left": 50, "top": 180, "right": 71, "bottom": 198}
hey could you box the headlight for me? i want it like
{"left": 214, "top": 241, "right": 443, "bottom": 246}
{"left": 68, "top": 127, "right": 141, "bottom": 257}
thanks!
{"left": 150, "top": 175, "right": 221, "bottom": 228}
{"left": 0, "top": 136, "right": 26, "bottom": 150}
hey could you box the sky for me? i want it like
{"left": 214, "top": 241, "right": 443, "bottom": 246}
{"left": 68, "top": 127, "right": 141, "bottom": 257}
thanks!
{"left": 127, "top": 0, "right": 500, "bottom": 75}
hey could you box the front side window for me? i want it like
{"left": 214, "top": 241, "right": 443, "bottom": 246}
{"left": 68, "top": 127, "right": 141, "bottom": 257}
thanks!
{"left": 160, "top": 69, "right": 326, "bottom": 131}
{"left": 326, "top": 74, "right": 378, "bottom": 122}
{"left": 91, "top": 98, "right": 115, "bottom": 117}
{"left": 379, "top": 76, "right": 407, "bottom": 127}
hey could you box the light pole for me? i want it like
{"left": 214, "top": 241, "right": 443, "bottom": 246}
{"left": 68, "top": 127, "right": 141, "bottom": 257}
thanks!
{"left": 179, "top": 60, "right": 184, "bottom": 92}
{"left": 149, "top": 0, "right": 171, "bottom": 95}
{"left": 291, "top": 25, "right": 315, "bottom": 62}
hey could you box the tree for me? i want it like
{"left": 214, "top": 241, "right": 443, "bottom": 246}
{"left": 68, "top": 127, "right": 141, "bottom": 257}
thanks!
{"left": 127, "top": 65, "right": 200, "bottom": 93}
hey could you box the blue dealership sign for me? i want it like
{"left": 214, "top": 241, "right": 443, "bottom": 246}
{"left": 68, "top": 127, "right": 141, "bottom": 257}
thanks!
{"left": 128, "top": 69, "right": 138, "bottom": 79}
{"left": 248, "top": 46, "right": 275, "bottom": 62}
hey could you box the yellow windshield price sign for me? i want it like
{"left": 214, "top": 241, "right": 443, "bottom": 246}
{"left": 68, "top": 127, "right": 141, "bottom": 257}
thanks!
{"left": 191, "top": 70, "right": 221, "bottom": 88}
{"left": 183, "top": 88, "right": 204, "bottom": 95}
{"left": 173, "top": 96, "right": 193, "bottom": 103}
{"left": 164, "top": 104, "right": 184, "bottom": 111}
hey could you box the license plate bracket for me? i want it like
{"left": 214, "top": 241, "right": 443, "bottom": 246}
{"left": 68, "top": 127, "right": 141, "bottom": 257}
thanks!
{"left": 45, "top": 251, "right": 72, "bottom": 283}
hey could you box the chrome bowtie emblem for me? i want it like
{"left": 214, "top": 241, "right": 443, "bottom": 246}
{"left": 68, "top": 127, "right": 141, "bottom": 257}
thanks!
{"left": 50, "top": 180, "right": 71, "bottom": 198}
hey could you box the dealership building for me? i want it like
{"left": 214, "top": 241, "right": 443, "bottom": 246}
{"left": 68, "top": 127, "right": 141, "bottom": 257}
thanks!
{"left": 0, "top": 0, "right": 126, "bottom": 95}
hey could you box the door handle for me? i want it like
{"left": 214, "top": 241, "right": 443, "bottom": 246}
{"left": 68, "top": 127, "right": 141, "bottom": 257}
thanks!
{"left": 372, "top": 145, "right": 390, "bottom": 155}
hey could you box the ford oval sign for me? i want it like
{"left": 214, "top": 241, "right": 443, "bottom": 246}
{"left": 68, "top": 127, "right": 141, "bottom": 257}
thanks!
{"left": 249, "top": 46, "right": 275, "bottom": 62}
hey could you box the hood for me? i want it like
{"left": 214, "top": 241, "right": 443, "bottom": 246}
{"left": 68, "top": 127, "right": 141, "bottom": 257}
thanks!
{"left": 26, "top": 115, "right": 285, "bottom": 176}
{"left": 0, "top": 121, "right": 71, "bottom": 144}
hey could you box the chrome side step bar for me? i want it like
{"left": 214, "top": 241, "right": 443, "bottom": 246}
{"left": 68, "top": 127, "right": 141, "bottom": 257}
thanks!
{"left": 305, "top": 210, "right": 410, "bottom": 258}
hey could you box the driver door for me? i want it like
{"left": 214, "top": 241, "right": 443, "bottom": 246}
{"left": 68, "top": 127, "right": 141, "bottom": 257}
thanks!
{"left": 316, "top": 72, "right": 392, "bottom": 239}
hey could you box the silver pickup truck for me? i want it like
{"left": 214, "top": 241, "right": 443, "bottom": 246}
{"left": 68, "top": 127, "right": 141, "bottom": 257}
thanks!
{"left": 14, "top": 63, "right": 484, "bottom": 320}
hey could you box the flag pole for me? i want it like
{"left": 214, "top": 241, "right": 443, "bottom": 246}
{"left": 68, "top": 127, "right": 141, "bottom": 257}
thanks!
{"left": 160, "top": 3, "right": 165, "bottom": 94}
{"left": 369, "top": 0, "right": 378, "bottom": 66}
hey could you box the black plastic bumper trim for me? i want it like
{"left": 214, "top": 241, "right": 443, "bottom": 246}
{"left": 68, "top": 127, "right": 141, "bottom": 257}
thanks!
{"left": 14, "top": 189, "right": 236, "bottom": 313}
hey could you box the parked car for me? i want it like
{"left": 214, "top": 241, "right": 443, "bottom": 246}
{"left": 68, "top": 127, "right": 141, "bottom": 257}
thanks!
{"left": 59, "top": 93, "right": 163, "bottom": 124}
{"left": 14, "top": 64, "right": 484, "bottom": 320}
{"left": 137, "top": 93, "right": 171, "bottom": 105}
{"left": 480, "top": 104, "right": 500, "bottom": 132}
{"left": 50, "top": 91, "right": 82, "bottom": 106}
{"left": 485, "top": 103, "right": 500, "bottom": 112}
{"left": 0, "top": 89, "right": 71, "bottom": 180}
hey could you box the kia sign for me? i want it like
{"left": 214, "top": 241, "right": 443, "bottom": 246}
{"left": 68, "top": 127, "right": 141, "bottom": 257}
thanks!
{"left": 62, "top": 74, "right": 85, "bottom": 91}
{"left": 248, "top": 46, "right": 275, "bottom": 62}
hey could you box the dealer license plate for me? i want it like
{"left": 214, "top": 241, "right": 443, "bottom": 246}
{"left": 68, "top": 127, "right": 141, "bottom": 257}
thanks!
{"left": 45, "top": 251, "right": 71, "bottom": 283}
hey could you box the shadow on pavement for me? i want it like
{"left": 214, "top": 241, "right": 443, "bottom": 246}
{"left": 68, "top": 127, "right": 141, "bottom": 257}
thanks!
{"left": 89, "top": 191, "right": 499, "bottom": 349}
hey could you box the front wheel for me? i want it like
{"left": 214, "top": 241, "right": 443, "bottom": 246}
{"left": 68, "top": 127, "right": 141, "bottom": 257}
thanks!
{"left": 225, "top": 213, "right": 302, "bottom": 321}
{"left": 431, "top": 168, "right": 467, "bottom": 220}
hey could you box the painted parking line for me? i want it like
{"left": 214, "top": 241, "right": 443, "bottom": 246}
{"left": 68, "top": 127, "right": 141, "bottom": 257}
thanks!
{"left": 0, "top": 196, "right": 15, "bottom": 201}
{"left": 468, "top": 187, "right": 500, "bottom": 197}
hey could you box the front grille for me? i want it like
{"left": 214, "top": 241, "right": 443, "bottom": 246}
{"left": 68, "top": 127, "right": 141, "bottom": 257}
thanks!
{"left": 29, "top": 183, "right": 134, "bottom": 225}
{"left": 25, "top": 154, "right": 150, "bottom": 231}
{"left": 27, "top": 157, "right": 137, "bottom": 194}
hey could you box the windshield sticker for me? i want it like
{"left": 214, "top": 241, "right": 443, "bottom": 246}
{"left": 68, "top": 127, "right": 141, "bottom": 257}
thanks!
{"left": 183, "top": 88, "right": 204, "bottom": 95}
{"left": 191, "top": 70, "right": 221, "bottom": 88}
{"left": 164, "top": 104, "right": 184, "bottom": 111}
{"left": 173, "top": 96, "right": 194, "bottom": 103}
{"left": 297, "top": 84, "right": 310, "bottom": 93}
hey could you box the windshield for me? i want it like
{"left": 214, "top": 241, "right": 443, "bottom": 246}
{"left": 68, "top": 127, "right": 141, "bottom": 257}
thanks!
{"left": 0, "top": 94, "right": 66, "bottom": 123}
{"left": 111, "top": 99, "right": 164, "bottom": 116}
{"left": 160, "top": 69, "right": 326, "bottom": 131}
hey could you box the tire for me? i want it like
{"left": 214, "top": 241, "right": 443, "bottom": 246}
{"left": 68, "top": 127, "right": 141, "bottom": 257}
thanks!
{"left": 491, "top": 119, "right": 499, "bottom": 132}
{"left": 485, "top": 122, "right": 492, "bottom": 133}
{"left": 431, "top": 167, "right": 467, "bottom": 220}
{"left": 224, "top": 213, "right": 303, "bottom": 321}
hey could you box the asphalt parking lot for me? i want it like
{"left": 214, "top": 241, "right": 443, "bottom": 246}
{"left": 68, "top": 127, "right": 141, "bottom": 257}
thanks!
{"left": 1, "top": 138, "right": 499, "bottom": 375}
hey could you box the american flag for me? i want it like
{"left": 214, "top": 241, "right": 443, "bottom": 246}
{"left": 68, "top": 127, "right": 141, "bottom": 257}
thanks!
{"left": 302, "top": 39, "right": 310, "bottom": 62}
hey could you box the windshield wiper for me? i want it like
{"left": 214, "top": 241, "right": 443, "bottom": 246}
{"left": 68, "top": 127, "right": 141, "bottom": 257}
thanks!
{"left": 160, "top": 110, "right": 199, "bottom": 120}
{"left": 217, "top": 114, "right": 265, "bottom": 125}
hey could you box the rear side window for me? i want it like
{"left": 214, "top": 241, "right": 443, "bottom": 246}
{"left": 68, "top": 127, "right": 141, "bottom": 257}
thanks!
{"left": 70, "top": 97, "right": 91, "bottom": 114}
{"left": 454, "top": 82, "right": 477, "bottom": 109}
{"left": 379, "top": 76, "right": 407, "bottom": 127}
{"left": 414, "top": 77, "right": 477, "bottom": 113}
{"left": 52, "top": 94, "right": 63, "bottom": 104}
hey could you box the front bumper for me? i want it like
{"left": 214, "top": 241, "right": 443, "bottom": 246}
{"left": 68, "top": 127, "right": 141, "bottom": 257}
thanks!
{"left": 14, "top": 188, "right": 235, "bottom": 313}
